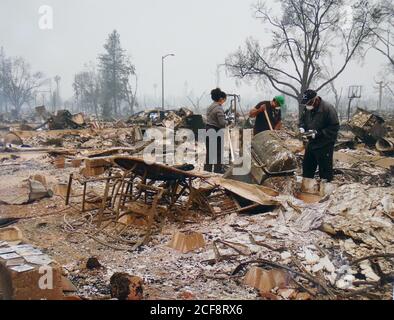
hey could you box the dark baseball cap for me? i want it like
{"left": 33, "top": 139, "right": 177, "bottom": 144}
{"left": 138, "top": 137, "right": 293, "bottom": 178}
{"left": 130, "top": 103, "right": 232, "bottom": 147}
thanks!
{"left": 301, "top": 89, "right": 317, "bottom": 104}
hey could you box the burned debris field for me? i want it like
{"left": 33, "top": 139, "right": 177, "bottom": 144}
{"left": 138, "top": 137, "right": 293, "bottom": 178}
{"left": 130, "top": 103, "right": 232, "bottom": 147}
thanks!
{"left": 0, "top": 107, "right": 393, "bottom": 301}
{"left": 0, "top": 0, "right": 394, "bottom": 303}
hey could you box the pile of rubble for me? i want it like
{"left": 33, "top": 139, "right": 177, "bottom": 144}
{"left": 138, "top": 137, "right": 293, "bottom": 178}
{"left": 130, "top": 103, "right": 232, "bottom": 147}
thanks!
{"left": 127, "top": 107, "right": 204, "bottom": 132}
{"left": 55, "top": 179, "right": 394, "bottom": 300}
{"left": 0, "top": 107, "right": 393, "bottom": 300}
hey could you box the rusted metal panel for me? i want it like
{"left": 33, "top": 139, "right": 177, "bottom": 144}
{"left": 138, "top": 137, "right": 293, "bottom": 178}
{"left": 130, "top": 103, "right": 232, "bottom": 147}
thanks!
{"left": 349, "top": 108, "right": 387, "bottom": 145}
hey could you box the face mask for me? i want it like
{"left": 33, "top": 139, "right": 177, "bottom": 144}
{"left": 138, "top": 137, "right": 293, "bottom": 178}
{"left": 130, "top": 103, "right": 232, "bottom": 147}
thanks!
{"left": 305, "top": 97, "right": 316, "bottom": 110}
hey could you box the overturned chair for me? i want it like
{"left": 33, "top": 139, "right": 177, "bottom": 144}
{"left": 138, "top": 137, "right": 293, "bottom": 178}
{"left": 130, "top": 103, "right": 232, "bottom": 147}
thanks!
{"left": 64, "top": 156, "right": 215, "bottom": 250}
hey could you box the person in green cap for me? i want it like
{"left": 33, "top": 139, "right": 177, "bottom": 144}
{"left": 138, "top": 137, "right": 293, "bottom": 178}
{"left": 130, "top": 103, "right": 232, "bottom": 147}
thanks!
{"left": 249, "top": 95, "right": 285, "bottom": 135}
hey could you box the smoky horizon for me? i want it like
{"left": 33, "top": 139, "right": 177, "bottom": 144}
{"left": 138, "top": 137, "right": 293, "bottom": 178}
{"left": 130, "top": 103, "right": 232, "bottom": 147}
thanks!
{"left": 0, "top": 0, "right": 393, "bottom": 117}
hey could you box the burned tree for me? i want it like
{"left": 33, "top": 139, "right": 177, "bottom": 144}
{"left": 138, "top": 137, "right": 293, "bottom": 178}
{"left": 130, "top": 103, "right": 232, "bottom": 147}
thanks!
{"left": 186, "top": 91, "right": 206, "bottom": 113}
{"left": 225, "top": 0, "right": 384, "bottom": 117}
{"left": 122, "top": 60, "right": 138, "bottom": 116}
{"left": 73, "top": 63, "right": 101, "bottom": 117}
{"left": 322, "top": 57, "right": 344, "bottom": 116}
{"left": 0, "top": 48, "right": 7, "bottom": 113}
{"left": 370, "top": 0, "right": 394, "bottom": 68}
{"left": 99, "top": 30, "right": 136, "bottom": 118}
{"left": 328, "top": 81, "right": 343, "bottom": 114}
{"left": 0, "top": 54, "right": 44, "bottom": 117}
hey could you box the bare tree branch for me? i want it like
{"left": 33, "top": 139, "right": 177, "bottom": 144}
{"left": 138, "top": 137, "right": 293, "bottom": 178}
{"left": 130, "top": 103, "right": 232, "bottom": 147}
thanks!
{"left": 226, "top": 0, "right": 383, "bottom": 118}
{"left": 0, "top": 55, "right": 44, "bottom": 117}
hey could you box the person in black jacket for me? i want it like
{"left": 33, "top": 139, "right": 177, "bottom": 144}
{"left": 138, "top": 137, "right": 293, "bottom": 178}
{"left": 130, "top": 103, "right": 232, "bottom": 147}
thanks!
{"left": 299, "top": 89, "right": 339, "bottom": 182}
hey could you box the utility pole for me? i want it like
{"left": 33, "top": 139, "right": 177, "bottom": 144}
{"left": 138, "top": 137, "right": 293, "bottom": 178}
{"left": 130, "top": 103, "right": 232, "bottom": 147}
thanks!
{"left": 216, "top": 64, "right": 226, "bottom": 88}
{"left": 347, "top": 85, "right": 362, "bottom": 121}
{"left": 42, "top": 78, "right": 54, "bottom": 112}
{"left": 375, "top": 81, "right": 384, "bottom": 111}
{"left": 54, "top": 75, "right": 61, "bottom": 111}
{"left": 153, "top": 83, "right": 158, "bottom": 108}
{"left": 216, "top": 66, "right": 221, "bottom": 88}
{"left": 0, "top": 46, "right": 7, "bottom": 113}
{"left": 162, "top": 53, "right": 175, "bottom": 110}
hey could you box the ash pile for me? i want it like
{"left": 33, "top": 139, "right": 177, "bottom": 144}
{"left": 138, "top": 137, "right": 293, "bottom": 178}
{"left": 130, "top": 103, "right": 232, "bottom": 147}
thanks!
{"left": 0, "top": 106, "right": 393, "bottom": 301}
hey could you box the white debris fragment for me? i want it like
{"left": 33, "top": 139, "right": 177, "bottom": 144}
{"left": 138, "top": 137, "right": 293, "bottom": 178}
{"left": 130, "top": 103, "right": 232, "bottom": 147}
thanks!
{"left": 360, "top": 262, "right": 380, "bottom": 282}
{"left": 312, "top": 263, "right": 324, "bottom": 273}
{"left": 213, "top": 207, "right": 222, "bottom": 214}
{"left": 305, "top": 245, "right": 317, "bottom": 250}
{"left": 319, "top": 256, "right": 336, "bottom": 273}
{"left": 237, "top": 220, "right": 250, "bottom": 228}
{"left": 326, "top": 272, "right": 337, "bottom": 285}
{"left": 275, "top": 225, "right": 289, "bottom": 234}
{"left": 280, "top": 251, "right": 292, "bottom": 260}
{"left": 220, "top": 225, "right": 234, "bottom": 233}
{"left": 336, "top": 274, "right": 355, "bottom": 289}
{"left": 381, "top": 195, "right": 393, "bottom": 213}
{"left": 303, "top": 248, "right": 320, "bottom": 265}
{"left": 225, "top": 213, "right": 237, "bottom": 224}
{"left": 343, "top": 239, "right": 357, "bottom": 252}
{"left": 310, "top": 255, "right": 335, "bottom": 273}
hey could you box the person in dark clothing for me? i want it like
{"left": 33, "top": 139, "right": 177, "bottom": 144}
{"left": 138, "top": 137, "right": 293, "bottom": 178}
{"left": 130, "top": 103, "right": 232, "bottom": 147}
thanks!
{"left": 299, "top": 89, "right": 339, "bottom": 182}
{"left": 204, "top": 88, "right": 227, "bottom": 174}
{"left": 249, "top": 96, "right": 285, "bottom": 135}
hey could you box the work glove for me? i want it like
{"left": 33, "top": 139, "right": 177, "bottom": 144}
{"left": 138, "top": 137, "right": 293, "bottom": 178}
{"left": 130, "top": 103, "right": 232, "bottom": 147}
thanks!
{"left": 310, "top": 131, "right": 316, "bottom": 139}
{"left": 301, "top": 130, "right": 318, "bottom": 142}
{"left": 299, "top": 128, "right": 305, "bottom": 134}
{"left": 308, "top": 130, "right": 317, "bottom": 139}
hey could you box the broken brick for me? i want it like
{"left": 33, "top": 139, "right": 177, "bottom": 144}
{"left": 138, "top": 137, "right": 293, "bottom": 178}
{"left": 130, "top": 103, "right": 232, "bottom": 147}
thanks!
{"left": 84, "top": 158, "right": 112, "bottom": 169}
{"left": 71, "top": 159, "right": 82, "bottom": 168}
{"left": 168, "top": 231, "right": 205, "bottom": 253}
{"left": 80, "top": 166, "right": 105, "bottom": 177}
{"left": 244, "top": 267, "right": 290, "bottom": 294}
{"left": 0, "top": 227, "right": 23, "bottom": 243}
{"left": 54, "top": 157, "right": 65, "bottom": 169}
{"left": 118, "top": 214, "right": 147, "bottom": 227}
{"left": 295, "top": 292, "right": 312, "bottom": 300}
{"left": 0, "top": 259, "right": 64, "bottom": 300}
{"left": 110, "top": 273, "right": 143, "bottom": 300}
{"left": 53, "top": 183, "right": 69, "bottom": 197}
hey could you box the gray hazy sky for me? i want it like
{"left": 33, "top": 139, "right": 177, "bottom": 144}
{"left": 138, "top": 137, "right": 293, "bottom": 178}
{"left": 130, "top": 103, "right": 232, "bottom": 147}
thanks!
{"left": 0, "top": 0, "right": 389, "bottom": 107}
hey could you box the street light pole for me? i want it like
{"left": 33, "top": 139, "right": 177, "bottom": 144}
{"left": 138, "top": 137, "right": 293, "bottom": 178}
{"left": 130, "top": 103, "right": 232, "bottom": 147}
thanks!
{"left": 162, "top": 57, "right": 164, "bottom": 110}
{"left": 162, "top": 53, "right": 175, "bottom": 110}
